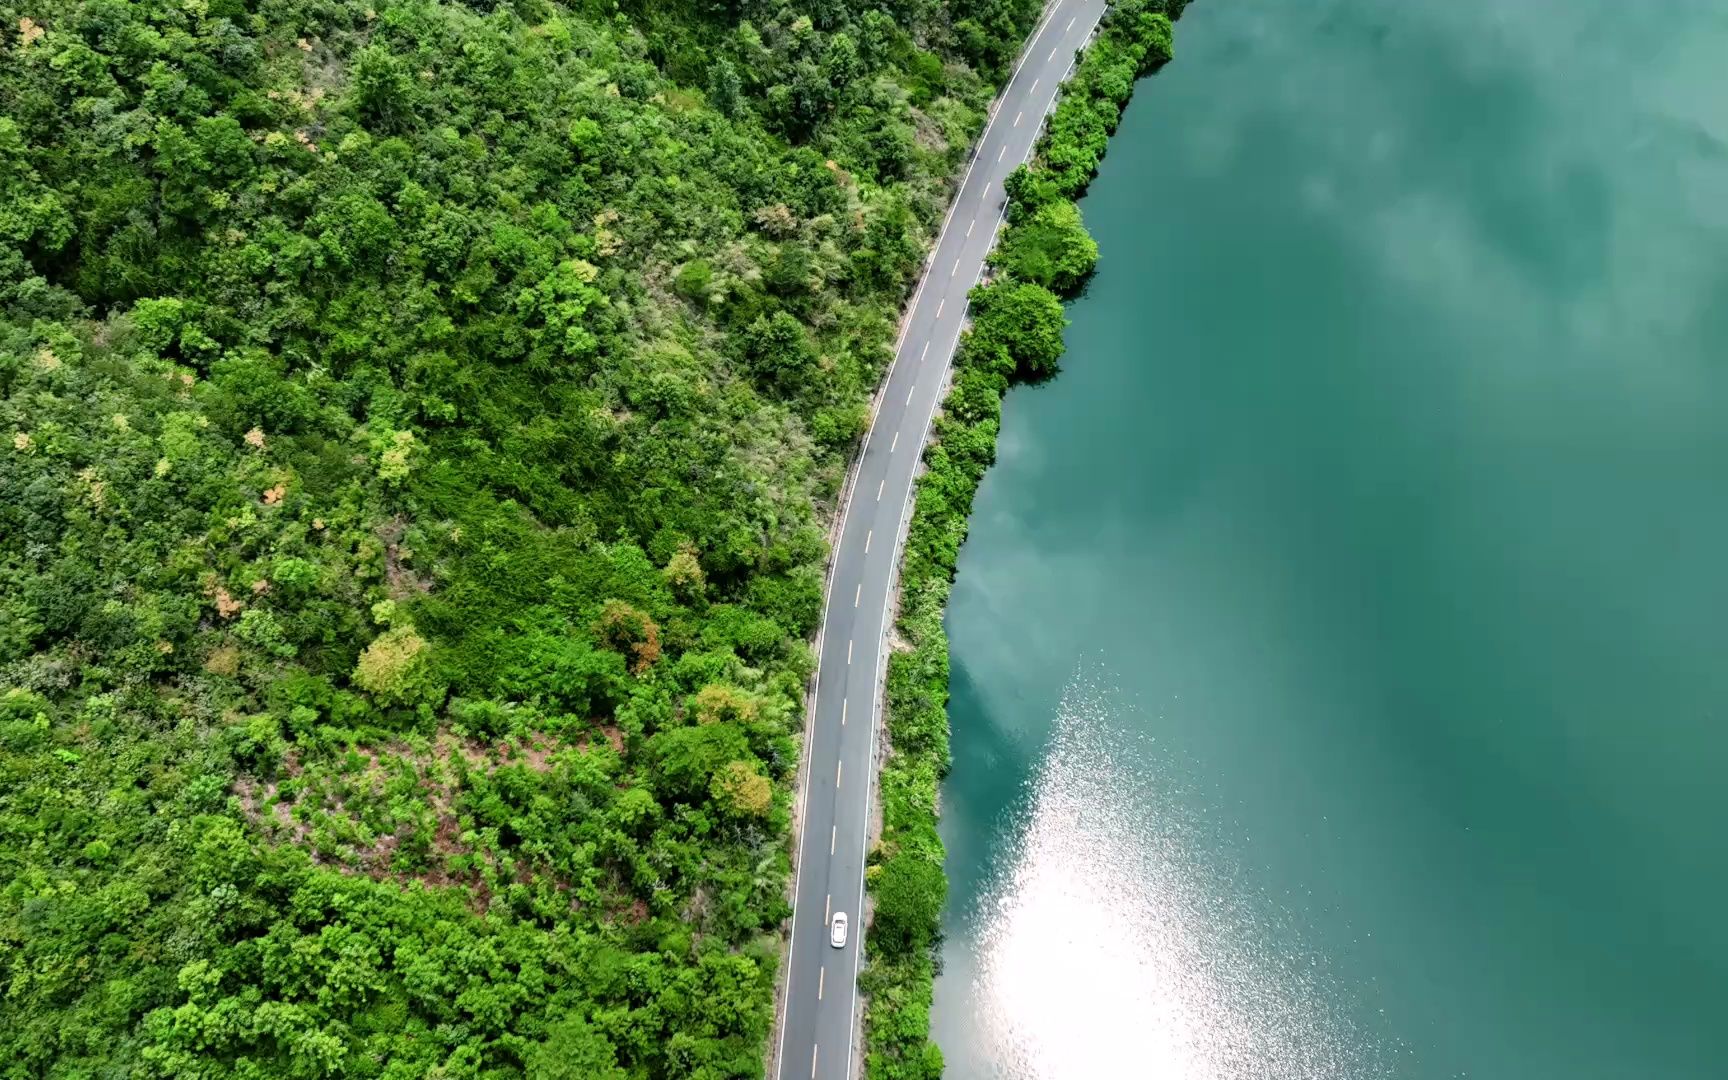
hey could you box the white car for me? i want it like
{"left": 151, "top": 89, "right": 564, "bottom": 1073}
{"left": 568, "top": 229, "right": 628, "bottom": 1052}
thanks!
{"left": 830, "top": 911, "right": 848, "bottom": 949}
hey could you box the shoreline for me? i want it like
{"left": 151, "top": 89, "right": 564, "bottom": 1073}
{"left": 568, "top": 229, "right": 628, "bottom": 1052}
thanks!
{"left": 766, "top": 2, "right": 1124, "bottom": 1075}
{"left": 857, "top": 1, "right": 1186, "bottom": 1075}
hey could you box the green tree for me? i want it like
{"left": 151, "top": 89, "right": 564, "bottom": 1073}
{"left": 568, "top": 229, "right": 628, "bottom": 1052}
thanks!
{"left": 870, "top": 852, "right": 946, "bottom": 955}
{"left": 525, "top": 1014, "right": 628, "bottom": 1080}
{"left": 708, "top": 59, "right": 744, "bottom": 117}
{"left": 741, "top": 311, "right": 819, "bottom": 395}
{"left": 354, "top": 626, "right": 442, "bottom": 705}
{"left": 963, "top": 279, "right": 1068, "bottom": 380}
{"left": 990, "top": 200, "right": 1099, "bottom": 295}
{"left": 352, "top": 45, "right": 417, "bottom": 132}
{"left": 650, "top": 723, "right": 753, "bottom": 802}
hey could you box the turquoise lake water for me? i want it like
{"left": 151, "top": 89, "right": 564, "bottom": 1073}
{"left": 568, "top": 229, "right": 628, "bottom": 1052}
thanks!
{"left": 930, "top": 1, "right": 1728, "bottom": 1076}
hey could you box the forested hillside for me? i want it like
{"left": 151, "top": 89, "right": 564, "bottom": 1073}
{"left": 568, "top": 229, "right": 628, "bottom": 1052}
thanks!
{"left": 0, "top": 0, "right": 1043, "bottom": 1074}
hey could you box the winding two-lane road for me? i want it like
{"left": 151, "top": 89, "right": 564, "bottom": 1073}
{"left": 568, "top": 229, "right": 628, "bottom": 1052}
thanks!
{"left": 774, "top": 2, "right": 1110, "bottom": 1076}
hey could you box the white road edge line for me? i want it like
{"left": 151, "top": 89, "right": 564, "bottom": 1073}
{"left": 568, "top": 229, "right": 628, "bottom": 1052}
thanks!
{"left": 771, "top": 0, "right": 1096, "bottom": 1073}
{"left": 969, "top": 31, "right": 1088, "bottom": 295}
{"left": 838, "top": 4, "right": 1108, "bottom": 1076}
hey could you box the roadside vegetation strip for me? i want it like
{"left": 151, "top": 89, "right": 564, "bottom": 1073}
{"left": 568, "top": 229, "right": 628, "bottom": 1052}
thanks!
{"left": 858, "top": 2, "right": 1183, "bottom": 1077}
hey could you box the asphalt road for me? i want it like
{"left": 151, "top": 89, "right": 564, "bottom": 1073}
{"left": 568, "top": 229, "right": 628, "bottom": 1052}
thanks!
{"left": 773, "top": 2, "right": 1111, "bottom": 1076}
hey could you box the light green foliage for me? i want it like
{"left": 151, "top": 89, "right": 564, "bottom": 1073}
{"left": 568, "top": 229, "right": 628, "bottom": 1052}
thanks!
{"left": 860, "top": 2, "right": 1189, "bottom": 1076}
{"left": 711, "top": 759, "right": 775, "bottom": 818}
{"left": 525, "top": 1014, "right": 629, "bottom": 1080}
{"left": 0, "top": 0, "right": 1031, "bottom": 1074}
{"left": 352, "top": 625, "right": 437, "bottom": 702}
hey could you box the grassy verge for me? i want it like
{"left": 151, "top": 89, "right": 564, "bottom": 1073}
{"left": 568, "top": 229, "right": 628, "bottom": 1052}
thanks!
{"left": 859, "top": 2, "right": 1184, "bottom": 1076}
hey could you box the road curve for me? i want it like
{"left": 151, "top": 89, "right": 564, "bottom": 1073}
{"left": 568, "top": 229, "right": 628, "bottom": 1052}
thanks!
{"left": 773, "top": 2, "right": 1111, "bottom": 1077}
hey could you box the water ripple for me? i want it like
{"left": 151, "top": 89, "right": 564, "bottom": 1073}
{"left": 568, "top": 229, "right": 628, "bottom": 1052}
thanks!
{"left": 968, "top": 670, "right": 1394, "bottom": 1078}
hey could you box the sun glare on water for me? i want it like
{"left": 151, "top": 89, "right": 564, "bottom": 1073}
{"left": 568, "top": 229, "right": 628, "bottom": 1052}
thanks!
{"left": 968, "top": 674, "right": 1385, "bottom": 1079}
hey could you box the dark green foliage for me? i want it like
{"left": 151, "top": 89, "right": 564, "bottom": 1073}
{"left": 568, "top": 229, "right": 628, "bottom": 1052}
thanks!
{"left": 0, "top": 0, "right": 1028, "bottom": 1074}
{"left": 870, "top": 851, "right": 947, "bottom": 955}
{"left": 1039, "top": 0, "right": 1176, "bottom": 198}
{"left": 708, "top": 58, "right": 744, "bottom": 119}
{"left": 741, "top": 311, "right": 820, "bottom": 396}
{"left": 950, "top": 0, "right": 1047, "bottom": 83}
{"left": 961, "top": 279, "right": 1069, "bottom": 380}
{"left": 860, "top": 3, "right": 1188, "bottom": 1076}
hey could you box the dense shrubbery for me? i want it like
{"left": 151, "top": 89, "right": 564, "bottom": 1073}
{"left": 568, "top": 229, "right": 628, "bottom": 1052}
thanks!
{"left": 1042, "top": 0, "right": 1177, "bottom": 198}
{"left": 0, "top": 0, "right": 1057, "bottom": 1074}
{"left": 860, "top": 2, "right": 1180, "bottom": 1077}
{"left": 988, "top": 198, "right": 1098, "bottom": 296}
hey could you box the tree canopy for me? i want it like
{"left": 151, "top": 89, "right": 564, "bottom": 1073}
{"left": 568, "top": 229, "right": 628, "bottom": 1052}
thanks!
{"left": 0, "top": 0, "right": 1054, "bottom": 1074}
